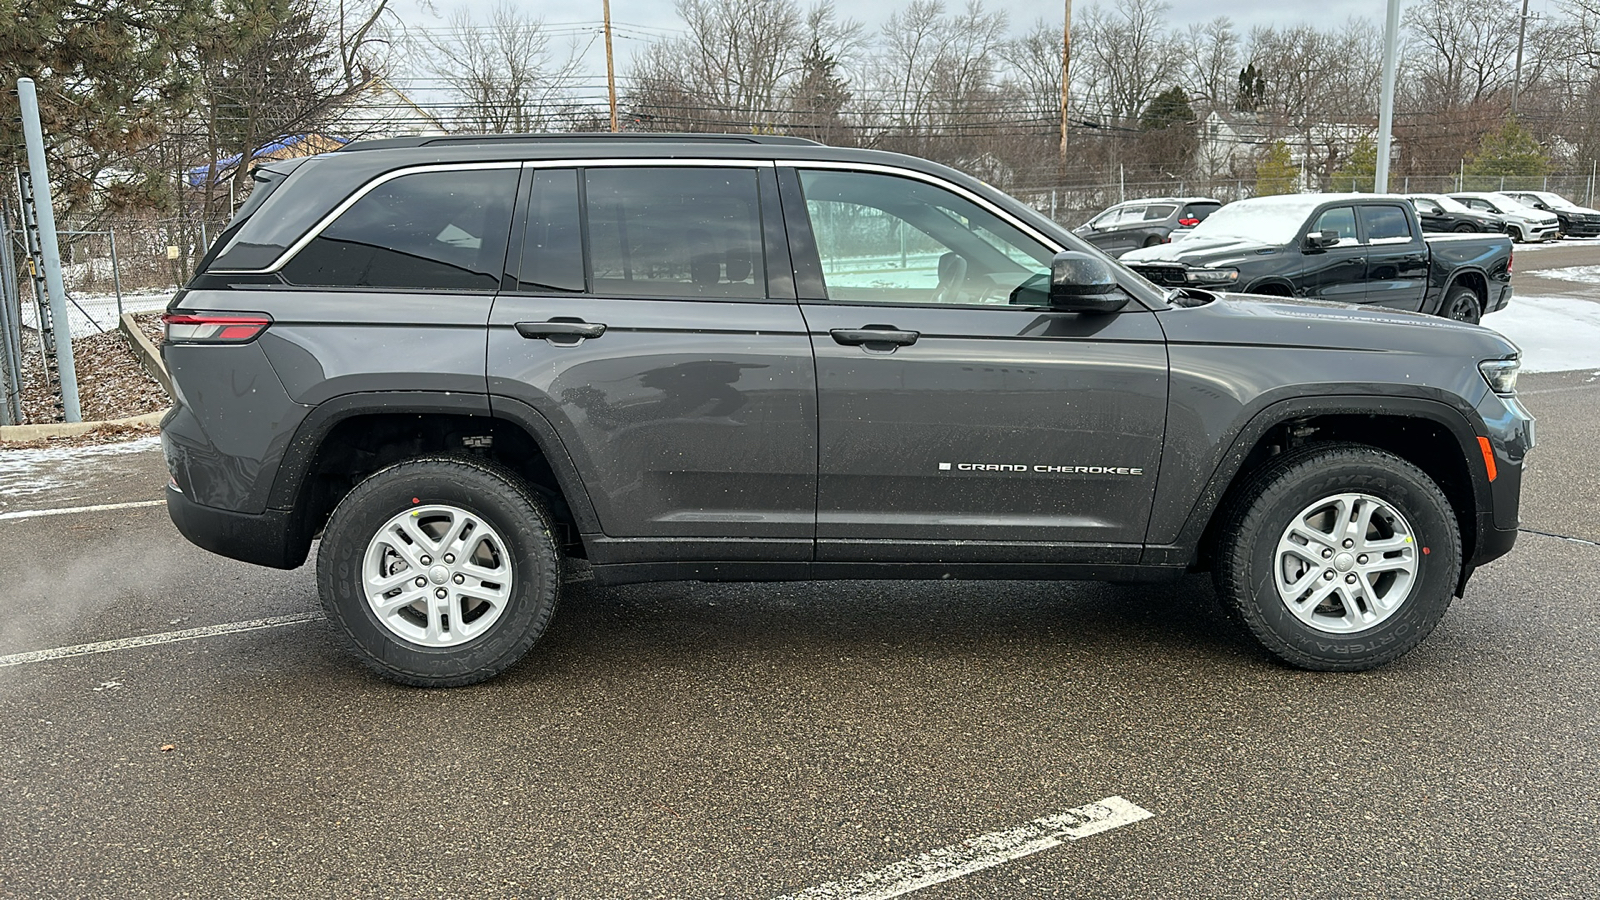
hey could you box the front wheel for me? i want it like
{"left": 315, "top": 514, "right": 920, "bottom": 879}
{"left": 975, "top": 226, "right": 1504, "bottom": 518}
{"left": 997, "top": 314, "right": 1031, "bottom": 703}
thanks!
{"left": 1452, "top": 222, "right": 1477, "bottom": 233}
{"left": 1212, "top": 444, "right": 1461, "bottom": 671}
{"left": 317, "top": 456, "right": 561, "bottom": 687}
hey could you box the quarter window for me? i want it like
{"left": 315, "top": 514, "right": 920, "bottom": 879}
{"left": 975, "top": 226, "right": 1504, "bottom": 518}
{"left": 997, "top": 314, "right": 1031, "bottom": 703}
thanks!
{"left": 281, "top": 168, "right": 517, "bottom": 290}
{"left": 799, "top": 169, "right": 1053, "bottom": 307}
{"left": 585, "top": 167, "right": 765, "bottom": 300}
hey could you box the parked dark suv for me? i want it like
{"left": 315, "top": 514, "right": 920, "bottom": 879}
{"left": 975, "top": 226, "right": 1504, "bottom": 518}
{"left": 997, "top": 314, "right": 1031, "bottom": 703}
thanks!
{"left": 1073, "top": 197, "right": 1221, "bottom": 257}
{"left": 163, "top": 135, "right": 1533, "bottom": 686}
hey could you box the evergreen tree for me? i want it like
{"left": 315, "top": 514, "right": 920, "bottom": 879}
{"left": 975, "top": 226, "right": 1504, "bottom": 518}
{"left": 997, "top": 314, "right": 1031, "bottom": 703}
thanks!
{"left": 1235, "top": 62, "right": 1265, "bottom": 113}
{"left": 1332, "top": 138, "right": 1379, "bottom": 192}
{"left": 1255, "top": 140, "right": 1298, "bottom": 196}
{"left": 0, "top": 0, "right": 207, "bottom": 216}
{"left": 788, "top": 38, "right": 852, "bottom": 145}
{"left": 1137, "top": 85, "right": 1198, "bottom": 176}
{"left": 1464, "top": 119, "right": 1551, "bottom": 186}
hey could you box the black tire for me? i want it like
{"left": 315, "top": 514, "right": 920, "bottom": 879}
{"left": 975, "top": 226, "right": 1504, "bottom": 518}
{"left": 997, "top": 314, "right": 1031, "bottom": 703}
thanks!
{"left": 1143, "top": 234, "right": 1164, "bottom": 248}
{"left": 1452, "top": 222, "right": 1477, "bottom": 233}
{"left": 1212, "top": 443, "right": 1461, "bottom": 672}
{"left": 316, "top": 456, "right": 560, "bottom": 687}
{"left": 1441, "top": 285, "right": 1482, "bottom": 324}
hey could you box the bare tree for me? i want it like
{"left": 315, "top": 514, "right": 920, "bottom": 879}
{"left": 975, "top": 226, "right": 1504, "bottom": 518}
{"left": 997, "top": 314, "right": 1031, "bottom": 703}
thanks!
{"left": 1402, "top": 0, "right": 1523, "bottom": 110}
{"left": 1179, "top": 17, "right": 1240, "bottom": 108}
{"left": 422, "top": 2, "right": 586, "bottom": 134}
{"left": 1073, "top": 0, "right": 1176, "bottom": 125}
{"left": 865, "top": 0, "right": 1009, "bottom": 158}
{"left": 627, "top": 0, "right": 807, "bottom": 132}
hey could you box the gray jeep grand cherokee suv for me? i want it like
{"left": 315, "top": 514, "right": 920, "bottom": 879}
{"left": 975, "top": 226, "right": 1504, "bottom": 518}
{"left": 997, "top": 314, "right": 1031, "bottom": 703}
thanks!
{"left": 162, "top": 134, "right": 1534, "bottom": 686}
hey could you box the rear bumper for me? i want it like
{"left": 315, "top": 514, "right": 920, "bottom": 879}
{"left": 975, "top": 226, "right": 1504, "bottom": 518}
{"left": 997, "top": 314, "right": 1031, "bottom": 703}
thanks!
{"left": 165, "top": 486, "right": 307, "bottom": 570}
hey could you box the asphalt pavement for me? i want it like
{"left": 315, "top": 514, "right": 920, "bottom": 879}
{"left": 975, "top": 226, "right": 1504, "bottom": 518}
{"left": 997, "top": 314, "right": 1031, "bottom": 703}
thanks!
{"left": 2, "top": 251, "right": 1599, "bottom": 899}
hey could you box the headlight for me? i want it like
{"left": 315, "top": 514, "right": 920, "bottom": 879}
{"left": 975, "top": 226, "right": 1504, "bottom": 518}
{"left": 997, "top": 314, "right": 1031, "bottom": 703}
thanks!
{"left": 1479, "top": 357, "right": 1521, "bottom": 394}
{"left": 1186, "top": 267, "right": 1239, "bottom": 284}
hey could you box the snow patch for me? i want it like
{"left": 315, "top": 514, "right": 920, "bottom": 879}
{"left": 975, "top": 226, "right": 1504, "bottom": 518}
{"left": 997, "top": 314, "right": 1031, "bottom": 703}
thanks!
{"left": 0, "top": 436, "right": 161, "bottom": 499}
{"left": 1483, "top": 295, "right": 1600, "bottom": 373}
{"left": 1531, "top": 265, "right": 1600, "bottom": 286}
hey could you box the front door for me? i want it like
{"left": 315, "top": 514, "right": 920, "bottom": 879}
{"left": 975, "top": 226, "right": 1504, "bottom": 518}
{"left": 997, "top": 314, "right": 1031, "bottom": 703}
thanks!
{"left": 783, "top": 167, "right": 1168, "bottom": 563}
{"left": 1297, "top": 205, "right": 1368, "bottom": 302}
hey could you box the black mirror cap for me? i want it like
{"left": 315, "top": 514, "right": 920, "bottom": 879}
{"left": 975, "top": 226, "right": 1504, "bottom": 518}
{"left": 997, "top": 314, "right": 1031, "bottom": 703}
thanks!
{"left": 1305, "top": 229, "right": 1341, "bottom": 250}
{"left": 1049, "top": 251, "right": 1128, "bottom": 313}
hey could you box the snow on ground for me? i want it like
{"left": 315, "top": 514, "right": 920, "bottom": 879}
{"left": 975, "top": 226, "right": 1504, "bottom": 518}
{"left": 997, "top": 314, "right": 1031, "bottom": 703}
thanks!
{"left": 1532, "top": 265, "right": 1600, "bottom": 286}
{"left": 18, "top": 289, "right": 176, "bottom": 338}
{"left": 0, "top": 436, "right": 160, "bottom": 499}
{"left": 1483, "top": 294, "right": 1600, "bottom": 373}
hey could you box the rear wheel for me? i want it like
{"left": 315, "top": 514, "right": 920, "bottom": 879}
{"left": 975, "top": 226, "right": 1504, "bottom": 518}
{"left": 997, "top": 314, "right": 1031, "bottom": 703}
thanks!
{"left": 1143, "top": 234, "right": 1164, "bottom": 248}
{"left": 317, "top": 456, "right": 561, "bottom": 687}
{"left": 1213, "top": 444, "right": 1461, "bottom": 671}
{"left": 1452, "top": 222, "right": 1477, "bottom": 233}
{"left": 1441, "top": 285, "right": 1482, "bottom": 324}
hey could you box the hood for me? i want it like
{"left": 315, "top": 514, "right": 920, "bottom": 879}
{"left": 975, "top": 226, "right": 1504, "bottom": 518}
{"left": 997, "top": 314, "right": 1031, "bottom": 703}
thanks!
{"left": 1121, "top": 235, "right": 1278, "bottom": 267}
{"left": 1159, "top": 291, "right": 1518, "bottom": 361}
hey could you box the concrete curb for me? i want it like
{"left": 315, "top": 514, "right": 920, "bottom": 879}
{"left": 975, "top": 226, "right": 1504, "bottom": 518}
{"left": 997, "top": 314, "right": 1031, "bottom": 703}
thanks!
{"left": 0, "top": 408, "right": 167, "bottom": 442}
{"left": 119, "top": 311, "right": 173, "bottom": 399}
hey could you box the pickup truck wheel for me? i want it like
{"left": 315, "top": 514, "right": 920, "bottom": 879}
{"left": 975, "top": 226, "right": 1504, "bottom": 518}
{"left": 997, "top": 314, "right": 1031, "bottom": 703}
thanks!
{"left": 1442, "top": 286, "right": 1482, "bottom": 324}
{"left": 1213, "top": 444, "right": 1461, "bottom": 672}
{"left": 316, "top": 456, "right": 560, "bottom": 687}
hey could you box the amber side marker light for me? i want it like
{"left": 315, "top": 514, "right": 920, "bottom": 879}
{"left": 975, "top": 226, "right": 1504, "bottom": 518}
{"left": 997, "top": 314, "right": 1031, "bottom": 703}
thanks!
{"left": 1477, "top": 436, "right": 1498, "bottom": 482}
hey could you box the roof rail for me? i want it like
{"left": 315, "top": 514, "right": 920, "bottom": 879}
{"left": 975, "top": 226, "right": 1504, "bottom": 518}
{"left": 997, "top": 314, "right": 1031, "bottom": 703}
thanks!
{"left": 339, "top": 133, "right": 824, "bottom": 152}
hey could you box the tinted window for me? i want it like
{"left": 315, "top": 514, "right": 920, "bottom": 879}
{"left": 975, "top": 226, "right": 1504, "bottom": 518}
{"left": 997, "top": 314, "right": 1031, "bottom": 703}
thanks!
{"left": 1312, "top": 206, "right": 1358, "bottom": 242}
{"left": 517, "top": 169, "right": 584, "bottom": 293}
{"left": 1184, "top": 203, "right": 1221, "bottom": 221}
{"left": 586, "top": 167, "right": 765, "bottom": 300}
{"left": 1143, "top": 204, "right": 1178, "bottom": 220}
{"left": 282, "top": 168, "right": 517, "bottom": 290}
{"left": 1361, "top": 205, "right": 1412, "bottom": 240}
{"left": 799, "top": 169, "right": 1052, "bottom": 307}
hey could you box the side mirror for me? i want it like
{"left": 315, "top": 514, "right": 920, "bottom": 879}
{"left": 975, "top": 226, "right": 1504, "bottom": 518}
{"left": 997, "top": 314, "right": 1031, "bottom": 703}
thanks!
{"left": 1305, "top": 230, "right": 1341, "bottom": 250}
{"left": 1427, "top": 206, "right": 1444, "bottom": 216}
{"left": 1049, "top": 251, "right": 1128, "bottom": 313}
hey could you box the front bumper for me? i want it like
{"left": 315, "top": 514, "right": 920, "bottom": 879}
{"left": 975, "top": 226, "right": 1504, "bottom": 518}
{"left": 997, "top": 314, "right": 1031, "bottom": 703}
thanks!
{"left": 1561, "top": 219, "right": 1600, "bottom": 237}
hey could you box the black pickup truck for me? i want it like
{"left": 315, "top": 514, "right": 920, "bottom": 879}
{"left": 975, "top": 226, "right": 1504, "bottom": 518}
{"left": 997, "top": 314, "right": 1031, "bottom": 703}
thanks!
{"left": 1122, "top": 193, "right": 1513, "bottom": 323}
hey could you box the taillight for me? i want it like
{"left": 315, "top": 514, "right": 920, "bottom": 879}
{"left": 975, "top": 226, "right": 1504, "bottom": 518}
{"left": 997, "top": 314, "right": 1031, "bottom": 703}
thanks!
{"left": 1507, "top": 249, "right": 1513, "bottom": 274}
{"left": 1178, "top": 217, "right": 1200, "bottom": 226}
{"left": 162, "top": 312, "right": 272, "bottom": 343}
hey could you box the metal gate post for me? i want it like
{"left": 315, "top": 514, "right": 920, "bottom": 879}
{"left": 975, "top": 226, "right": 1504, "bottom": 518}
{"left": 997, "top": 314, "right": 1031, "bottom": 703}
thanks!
{"left": 17, "top": 78, "right": 80, "bottom": 421}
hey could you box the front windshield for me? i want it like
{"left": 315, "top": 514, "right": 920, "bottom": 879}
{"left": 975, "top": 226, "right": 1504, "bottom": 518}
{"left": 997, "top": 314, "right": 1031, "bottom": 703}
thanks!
{"left": 1488, "top": 192, "right": 1538, "bottom": 213}
{"left": 1532, "top": 191, "right": 1580, "bottom": 210}
{"left": 1185, "top": 197, "right": 1323, "bottom": 244}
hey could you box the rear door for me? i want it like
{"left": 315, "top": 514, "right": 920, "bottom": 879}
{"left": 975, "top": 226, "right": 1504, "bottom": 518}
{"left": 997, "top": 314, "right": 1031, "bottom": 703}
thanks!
{"left": 1358, "top": 203, "right": 1429, "bottom": 310}
{"left": 782, "top": 166, "right": 1167, "bottom": 563}
{"left": 487, "top": 162, "right": 817, "bottom": 563}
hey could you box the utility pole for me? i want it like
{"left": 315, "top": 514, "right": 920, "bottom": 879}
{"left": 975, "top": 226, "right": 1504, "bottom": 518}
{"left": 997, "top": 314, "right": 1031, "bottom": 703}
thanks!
{"left": 16, "top": 77, "right": 80, "bottom": 422}
{"left": 1059, "top": 0, "right": 1073, "bottom": 165}
{"left": 1511, "top": 0, "right": 1531, "bottom": 118}
{"left": 1375, "top": 0, "right": 1401, "bottom": 193}
{"left": 603, "top": 0, "right": 619, "bottom": 132}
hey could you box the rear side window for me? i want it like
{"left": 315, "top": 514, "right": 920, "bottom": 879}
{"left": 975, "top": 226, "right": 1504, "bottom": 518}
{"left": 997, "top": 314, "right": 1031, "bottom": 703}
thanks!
{"left": 1360, "top": 205, "right": 1413, "bottom": 241}
{"left": 1181, "top": 203, "right": 1220, "bottom": 222}
{"left": 1143, "top": 204, "right": 1177, "bottom": 220}
{"left": 585, "top": 167, "right": 765, "bottom": 300}
{"left": 281, "top": 168, "right": 518, "bottom": 291}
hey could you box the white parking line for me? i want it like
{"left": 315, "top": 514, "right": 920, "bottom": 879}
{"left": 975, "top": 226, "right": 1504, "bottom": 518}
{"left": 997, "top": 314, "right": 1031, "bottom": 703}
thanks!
{"left": 0, "top": 499, "right": 165, "bottom": 521}
{"left": 773, "top": 796, "right": 1154, "bottom": 900}
{"left": 0, "top": 612, "right": 325, "bottom": 668}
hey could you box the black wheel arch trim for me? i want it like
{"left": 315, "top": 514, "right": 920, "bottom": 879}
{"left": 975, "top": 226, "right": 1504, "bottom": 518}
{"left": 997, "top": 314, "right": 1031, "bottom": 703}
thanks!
{"left": 1433, "top": 267, "right": 1491, "bottom": 316}
{"left": 1147, "top": 393, "right": 1493, "bottom": 567}
{"left": 263, "top": 390, "right": 602, "bottom": 538}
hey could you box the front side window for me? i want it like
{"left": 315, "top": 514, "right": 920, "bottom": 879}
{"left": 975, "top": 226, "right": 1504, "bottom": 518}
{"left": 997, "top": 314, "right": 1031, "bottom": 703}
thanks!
{"left": 282, "top": 168, "right": 517, "bottom": 290}
{"left": 585, "top": 167, "right": 765, "bottom": 300}
{"left": 1360, "top": 205, "right": 1413, "bottom": 241}
{"left": 1311, "top": 206, "right": 1359, "bottom": 244}
{"left": 799, "top": 169, "right": 1053, "bottom": 307}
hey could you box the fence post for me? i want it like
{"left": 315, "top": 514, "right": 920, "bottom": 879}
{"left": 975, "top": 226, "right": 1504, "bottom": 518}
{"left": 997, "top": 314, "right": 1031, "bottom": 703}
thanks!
{"left": 0, "top": 206, "right": 22, "bottom": 425}
{"left": 17, "top": 77, "right": 80, "bottom": 422}
{"left": 109, "top": 227, "right": 125, "bottom": 320}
